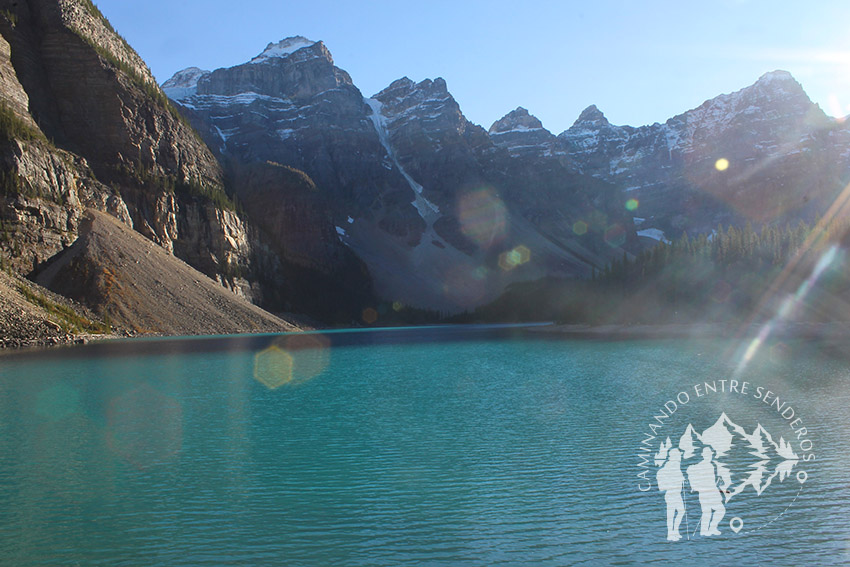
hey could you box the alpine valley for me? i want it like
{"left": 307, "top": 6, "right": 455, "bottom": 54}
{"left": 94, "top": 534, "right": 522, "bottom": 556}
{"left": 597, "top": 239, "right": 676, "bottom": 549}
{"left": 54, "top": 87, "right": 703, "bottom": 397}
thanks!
{"left": 1, "top": 0, "right": 850, "bottom": 344}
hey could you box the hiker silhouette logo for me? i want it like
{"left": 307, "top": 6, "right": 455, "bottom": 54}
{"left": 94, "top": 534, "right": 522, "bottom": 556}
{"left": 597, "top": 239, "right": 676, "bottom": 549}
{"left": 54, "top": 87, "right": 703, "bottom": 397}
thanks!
{"left": 637, "top": 381, "right": 814, "bottom": 541}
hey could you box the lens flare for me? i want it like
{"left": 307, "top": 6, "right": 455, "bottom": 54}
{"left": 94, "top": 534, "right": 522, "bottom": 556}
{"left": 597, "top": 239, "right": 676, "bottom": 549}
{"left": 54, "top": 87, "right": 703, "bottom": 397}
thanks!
{"left": 362, "top": 307, "right": 378, "bottom": 324}
{"left": 828, "top": 94, "right": 847, "bottom": 123}
{"left": 281, "top": 333, "right": 331, "bottom": 383}
{"left": 573, "top": 220, "right": 588, "bottom": 235}
{"left": 253, "top": 334, "right": 331, "bottom": 390}
{"left": 735, "top": 245, "right": 840, "bottom": 377}
{"left": 625, "top": 199, "right": 639, "bottom": 211}
{"left": 458, "top": 188, "right": 508, "bottom": 250}
{"left": 715, "top": 158, "right": 730, "bottom": 171}
{"left": 731, "top": 176, "right": 850, "bottom": 375}
{"left": 107, "top": 384, "right": 183, "bottom": 468}
{"left": 35, "top": 383, "right": 80, "bottom": 421}
{"left": 604, "top": 224, "right": 626, "bottom": 248}
{"left": 253, "top": 346, "right": 294, "bottom": 389}
{"left": 498, "top": 245, "right": 532, "bottom": 271}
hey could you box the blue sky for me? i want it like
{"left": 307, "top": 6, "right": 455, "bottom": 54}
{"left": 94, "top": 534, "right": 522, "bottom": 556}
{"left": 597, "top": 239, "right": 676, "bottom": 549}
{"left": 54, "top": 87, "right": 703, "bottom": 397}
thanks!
{"left": 95, "top": 0, "right": 850, "bottom": 133}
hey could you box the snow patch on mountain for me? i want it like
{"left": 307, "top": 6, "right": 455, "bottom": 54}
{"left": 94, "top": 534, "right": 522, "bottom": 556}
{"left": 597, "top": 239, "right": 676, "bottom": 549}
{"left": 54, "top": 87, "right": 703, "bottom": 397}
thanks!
{"left": 162, "top": 67, "right": 210, "bottom": 100}
{"left": 637, "top": 228, "right": 670, "bottom": 243}
{"left": 250, "top": 36, "right": 317, "bottom": 64}
{"left": 364, "top": 97, "right": 440, "bottom": 221}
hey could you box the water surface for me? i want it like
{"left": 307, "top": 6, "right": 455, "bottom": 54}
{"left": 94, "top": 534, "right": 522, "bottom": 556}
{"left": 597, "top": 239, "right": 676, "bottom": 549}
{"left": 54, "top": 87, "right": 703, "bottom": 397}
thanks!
{"left": 0, "top": 326, "right": 848, "bottom": 565}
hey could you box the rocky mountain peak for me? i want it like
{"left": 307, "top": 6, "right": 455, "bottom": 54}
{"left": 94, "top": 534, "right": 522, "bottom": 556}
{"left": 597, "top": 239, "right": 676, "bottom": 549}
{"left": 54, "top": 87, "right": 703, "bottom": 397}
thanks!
{"left": 424, "top": 77, "right": 448, "bottom": 92}
{"left": 250, "top": 36, "right": 319, "bottom": 64}
{"left": 573, "top": 104, "right": 611, "bottom": 128}
{"left": 163, "top": 66, "right": 209, "bottom": 88}
{"left": 488, "top": 107, "right": 555, "bottom": 157}
{"left": 373, "top": 77, "right": 415, "bottom": 99}
{"left": 489, "top": 107, "right": 544, "bottom": 134}
{"left": 671, "top": 69, "right": 822, "bottom": 140}
{"left": 375, "top": 76, "right": 449, "bottom": 100}
{"left": 372, "top": 76, "right": 461, "bottom": 127}
{"left": 749, "top": 70, "right": 817, "bottom": 114}
{"left": 162, "top": 67, "right": 210, "bottom": 100}
{"left": 184, "top": 37, "right": 351, "bottom": 101}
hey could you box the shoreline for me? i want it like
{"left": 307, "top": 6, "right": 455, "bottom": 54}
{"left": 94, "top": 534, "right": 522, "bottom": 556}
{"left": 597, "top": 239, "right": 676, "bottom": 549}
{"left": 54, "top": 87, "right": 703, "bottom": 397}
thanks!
{"left": 5, "top": 320, "right": 850, "bottom": 353}
{"left": 528, "top": 321, "right": 850, "bottom": 341}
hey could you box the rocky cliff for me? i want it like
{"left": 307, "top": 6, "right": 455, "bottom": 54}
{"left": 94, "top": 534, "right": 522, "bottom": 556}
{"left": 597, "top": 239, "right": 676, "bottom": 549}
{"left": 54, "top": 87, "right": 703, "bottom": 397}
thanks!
{"left": 0, "top": 0, "right": 264, "bottom": 300}
{"left": 0, "top": 12, "right": 129, "bottom": 275}
{"left": 0, "top": 0, "right": 304, "bottom": 336}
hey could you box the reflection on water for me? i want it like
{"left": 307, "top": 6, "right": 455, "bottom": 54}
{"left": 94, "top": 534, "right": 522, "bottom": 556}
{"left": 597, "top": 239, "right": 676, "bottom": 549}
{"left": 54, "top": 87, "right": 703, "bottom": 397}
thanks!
{"left": 0, "top": 327, "right": 848, "bottom": 565}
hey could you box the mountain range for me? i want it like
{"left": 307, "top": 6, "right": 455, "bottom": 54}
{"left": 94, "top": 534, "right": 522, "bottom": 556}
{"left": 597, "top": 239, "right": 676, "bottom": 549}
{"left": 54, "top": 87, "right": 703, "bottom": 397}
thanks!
{"left": 1, "top": 0, "right": 849, "bottom": 339}
{"left": 161, "top": 36, "right": 850, "bottom": 314}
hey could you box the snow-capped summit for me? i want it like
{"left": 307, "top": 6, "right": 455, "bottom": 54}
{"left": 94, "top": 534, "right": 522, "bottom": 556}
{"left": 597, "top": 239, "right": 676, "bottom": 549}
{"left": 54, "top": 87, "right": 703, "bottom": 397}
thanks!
{"left": 161, "top": 67, "right": 209, "bottom": 100}
{"left": 250, "top": 36, "right": 317, "bottom": 64}
{"left": 756, "top": 69, "right": 797, "bottom": 86}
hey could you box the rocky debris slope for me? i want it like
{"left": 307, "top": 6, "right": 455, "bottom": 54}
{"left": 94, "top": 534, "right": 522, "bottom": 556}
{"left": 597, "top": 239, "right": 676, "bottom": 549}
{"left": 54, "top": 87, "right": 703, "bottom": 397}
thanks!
{"left": 35, "top": 210, "right": 299, "bottom": 335}
{"left": 0, "top": 267, "right": 119, "bottom": 349}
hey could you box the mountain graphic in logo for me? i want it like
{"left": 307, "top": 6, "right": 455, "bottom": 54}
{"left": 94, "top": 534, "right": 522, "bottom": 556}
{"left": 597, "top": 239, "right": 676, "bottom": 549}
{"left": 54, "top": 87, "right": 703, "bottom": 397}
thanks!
{"left": 657, "top": 412, "right": 799, "bottom": 502}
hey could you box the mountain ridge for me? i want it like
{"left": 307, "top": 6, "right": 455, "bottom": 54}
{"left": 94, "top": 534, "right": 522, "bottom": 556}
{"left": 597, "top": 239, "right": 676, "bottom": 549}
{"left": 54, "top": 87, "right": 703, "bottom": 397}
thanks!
{"left": 164, "top": 37, "right": 637, "bottom": 311}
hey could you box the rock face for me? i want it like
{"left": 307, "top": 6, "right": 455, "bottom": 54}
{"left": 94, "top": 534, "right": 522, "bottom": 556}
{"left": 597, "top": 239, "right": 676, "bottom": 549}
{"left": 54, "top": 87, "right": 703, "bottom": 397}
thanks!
{"left": 0, "top": 0, "right": 262, "bottom": 300}
{"left": 167, "top": 41, "right": 630, "bottom": 311}
{"left": 165, "top": 38, "right": 386, "bottom": 316}
{"left": 559, "top": 71, "right": 850, "bottom": 241}
{"left": 0, "top": 13, "right": 129, "bottom": 275}
{"left": 0, "top": 0, "right": 311, "bottom": 335}
{"left": 170, "top": 38, "right": 424, "bottom": 243}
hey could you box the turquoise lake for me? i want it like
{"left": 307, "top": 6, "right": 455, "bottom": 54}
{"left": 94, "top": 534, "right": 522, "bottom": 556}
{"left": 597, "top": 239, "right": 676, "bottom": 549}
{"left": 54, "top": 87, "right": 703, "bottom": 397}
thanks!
{"left": 0, "top": 326, "right": 848, "bottom": 565}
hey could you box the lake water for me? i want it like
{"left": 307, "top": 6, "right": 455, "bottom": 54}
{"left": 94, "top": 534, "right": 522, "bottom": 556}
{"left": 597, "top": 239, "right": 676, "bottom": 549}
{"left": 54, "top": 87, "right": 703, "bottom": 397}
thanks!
{"left": 0, "top": 326, "right": 848, "bottom": 565}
